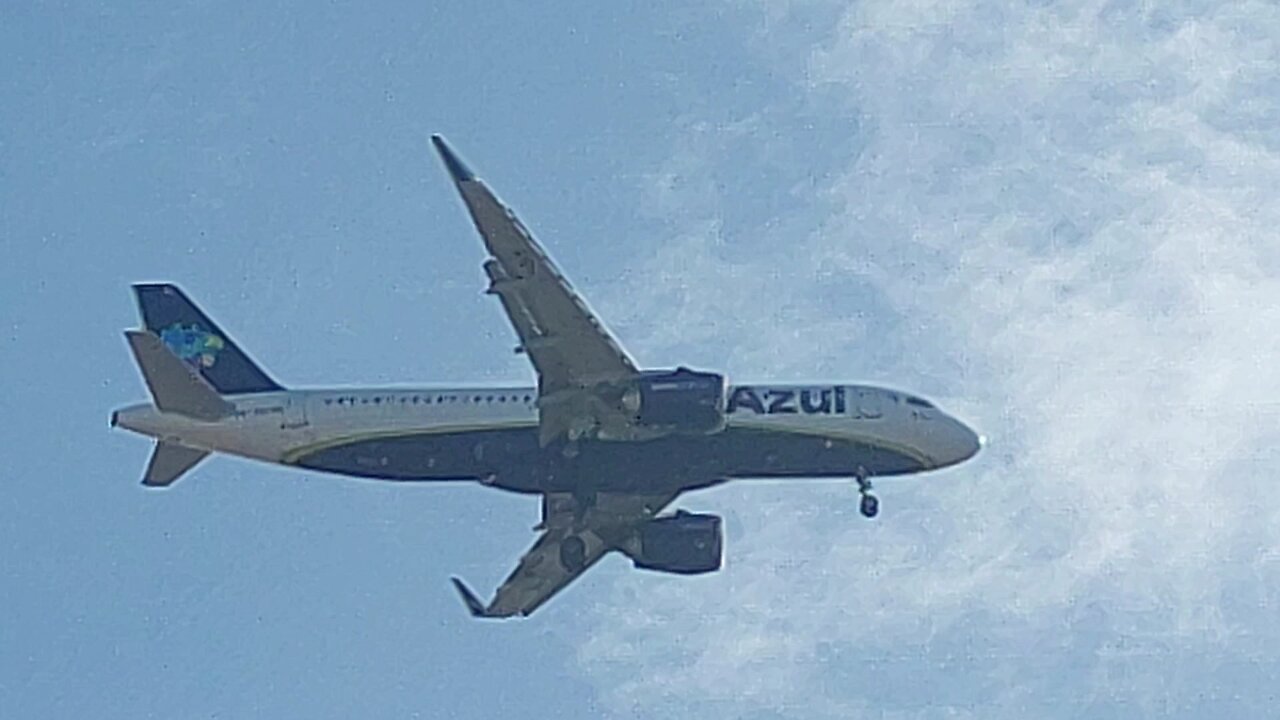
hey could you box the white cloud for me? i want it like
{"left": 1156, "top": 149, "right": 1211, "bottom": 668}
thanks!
{"left": 578, "top": 2, "right": 1280, "bottom": 717}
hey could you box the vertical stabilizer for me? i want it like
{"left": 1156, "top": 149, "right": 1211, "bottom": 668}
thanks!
{"left": 133, "top": 284, "right": 283, "bottom": 395}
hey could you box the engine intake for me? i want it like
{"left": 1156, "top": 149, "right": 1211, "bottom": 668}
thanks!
{"left": 628, "top": 367, "right": 726, "bottom": 434}
{"left": 631, "top": 511, "right": 723, "bottom": 575}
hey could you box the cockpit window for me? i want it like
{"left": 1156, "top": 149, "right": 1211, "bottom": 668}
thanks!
{"left": 905, "top": 396, "right": 934, "bottom": 409}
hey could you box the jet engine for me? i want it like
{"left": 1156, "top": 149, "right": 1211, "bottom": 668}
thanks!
{"left": 630, "top": 511, "right": 723, "bottom": 575}
{"left": 621, "top": 367, "right": 726, "bottom": 435}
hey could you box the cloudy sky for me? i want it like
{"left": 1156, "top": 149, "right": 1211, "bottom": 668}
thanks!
{"left": 4, "top": 1, "right": 1279, "bottom": 717}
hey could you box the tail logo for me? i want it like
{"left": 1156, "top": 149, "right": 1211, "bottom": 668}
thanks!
{"left": 160, "top": 323, "right": 226, "bottom": 368}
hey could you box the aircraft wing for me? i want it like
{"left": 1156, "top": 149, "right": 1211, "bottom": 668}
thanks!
{"left": 451, "top": 491, "right": 677, "bottom": 619}
{"left": 431, "top": 136, "right": 639, "bottom": 443}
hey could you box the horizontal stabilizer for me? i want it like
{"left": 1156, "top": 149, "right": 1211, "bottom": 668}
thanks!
{"left": 450, "top": 577, "right": 495, "bottom": 618}
{"left": 143, "top": 441, "right": 209, "bottom": 487}
{"left": 125, "top": 330, "right": 235, "bottom": 421}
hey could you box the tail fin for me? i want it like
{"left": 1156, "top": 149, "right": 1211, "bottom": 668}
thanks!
{"left": 143, "top": 441, "right": 210, "bottom": 487}
{"left": 125, "top": 330, "right": 234, "bottom": 420}
{"left": 132, "top": 283, "right": 283, "bottom": 395}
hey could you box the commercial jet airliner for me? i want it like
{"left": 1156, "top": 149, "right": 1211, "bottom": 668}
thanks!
{"left": 111, "top": 136, "right": 982, "bottom": 618}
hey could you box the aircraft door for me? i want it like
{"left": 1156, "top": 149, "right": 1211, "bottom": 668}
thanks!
{"left": 855, "top": 389, "right": 883, "bottom": 419}
{"left": 282, "top": 395, "right": 309, "bottom": 429}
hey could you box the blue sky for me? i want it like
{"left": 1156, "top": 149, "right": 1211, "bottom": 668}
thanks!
{"left": 5, "top": 1, "right": 1280, "bottom": 717}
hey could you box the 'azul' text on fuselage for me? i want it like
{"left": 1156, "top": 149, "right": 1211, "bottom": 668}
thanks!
{"left": 727, "top": 386, "right": 882, "bottom": 418}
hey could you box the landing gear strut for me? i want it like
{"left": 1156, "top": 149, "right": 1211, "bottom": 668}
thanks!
{"left": 856, "top": 470, "right": 879, "bottom": 519}
{"left": 571, "top": 491, "right": 596, "bottom": 530}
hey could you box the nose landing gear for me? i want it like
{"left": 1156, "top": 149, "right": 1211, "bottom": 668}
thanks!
{"left": 859, "top": 492, "right": 879, "bottom": 519}
{"left": 856, "top": 470, "right": 879, "bottom": 519}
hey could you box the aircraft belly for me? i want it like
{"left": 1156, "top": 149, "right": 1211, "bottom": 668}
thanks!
{"left": 290, "top": 425, "right": 927, "bottom": 492}
{"left": 292, "top": 427, "right": 547, "bottom": 492}
{"left": 577, "top": 427, "right": 927, "bottom": 482}
{"left": 709, "top": 427, "right": 927, "bottom": 478}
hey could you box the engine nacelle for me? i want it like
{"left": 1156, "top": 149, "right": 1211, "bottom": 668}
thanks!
{"left": 625, "top": 367, "right": 726, "bottom": 434}
{"left": 631, "top": 511, "right": 723, "bottom": 575}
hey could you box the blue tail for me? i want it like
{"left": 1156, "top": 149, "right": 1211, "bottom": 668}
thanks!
{"left": 132, "top": 283, "right": 283, "bottom": 395}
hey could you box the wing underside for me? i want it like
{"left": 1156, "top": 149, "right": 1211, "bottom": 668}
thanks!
{"left": 431, "top": 136, "right": 639, "bottom": 445}
{"left": 431, "top": 136, "right": 681, "bottom": 618}
{"left": 452, "top": 491, "right": 677, "bottom": 618}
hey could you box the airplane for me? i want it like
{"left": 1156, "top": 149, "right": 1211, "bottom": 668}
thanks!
{"left": 111, "top": 135, "right": 983, "bottom": 619}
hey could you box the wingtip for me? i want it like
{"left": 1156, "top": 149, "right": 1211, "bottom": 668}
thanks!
{"left": 431, "top": 135, "right": 476, "bottom": 182}
{"left": 450, "top": 576, "right": 489, "bottom": 617}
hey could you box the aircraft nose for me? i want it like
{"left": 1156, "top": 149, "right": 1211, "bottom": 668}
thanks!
{"left": 934, "top": 417, "right": 983, "bottom": 468}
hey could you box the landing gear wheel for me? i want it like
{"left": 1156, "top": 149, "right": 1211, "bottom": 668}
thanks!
{"left": 859, "top": 493, "right": 879, "bottom": 519}
{"left": 855, "top": 468, "right": 878, "bottom": 519}
{"left": 559, "top": 534, "right": 587, "bottom": 572}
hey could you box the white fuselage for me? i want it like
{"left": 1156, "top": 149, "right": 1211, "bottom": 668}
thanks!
{"left": 114, "top": 382, "right": 981, "bottom": 494}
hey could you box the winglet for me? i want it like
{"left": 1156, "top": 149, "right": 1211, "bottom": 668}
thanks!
{"left": 450, "top": 577, "right": 491, "bottom": 617}
{"left": 431, "top": 135, "right": 476, "bottom": 182}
